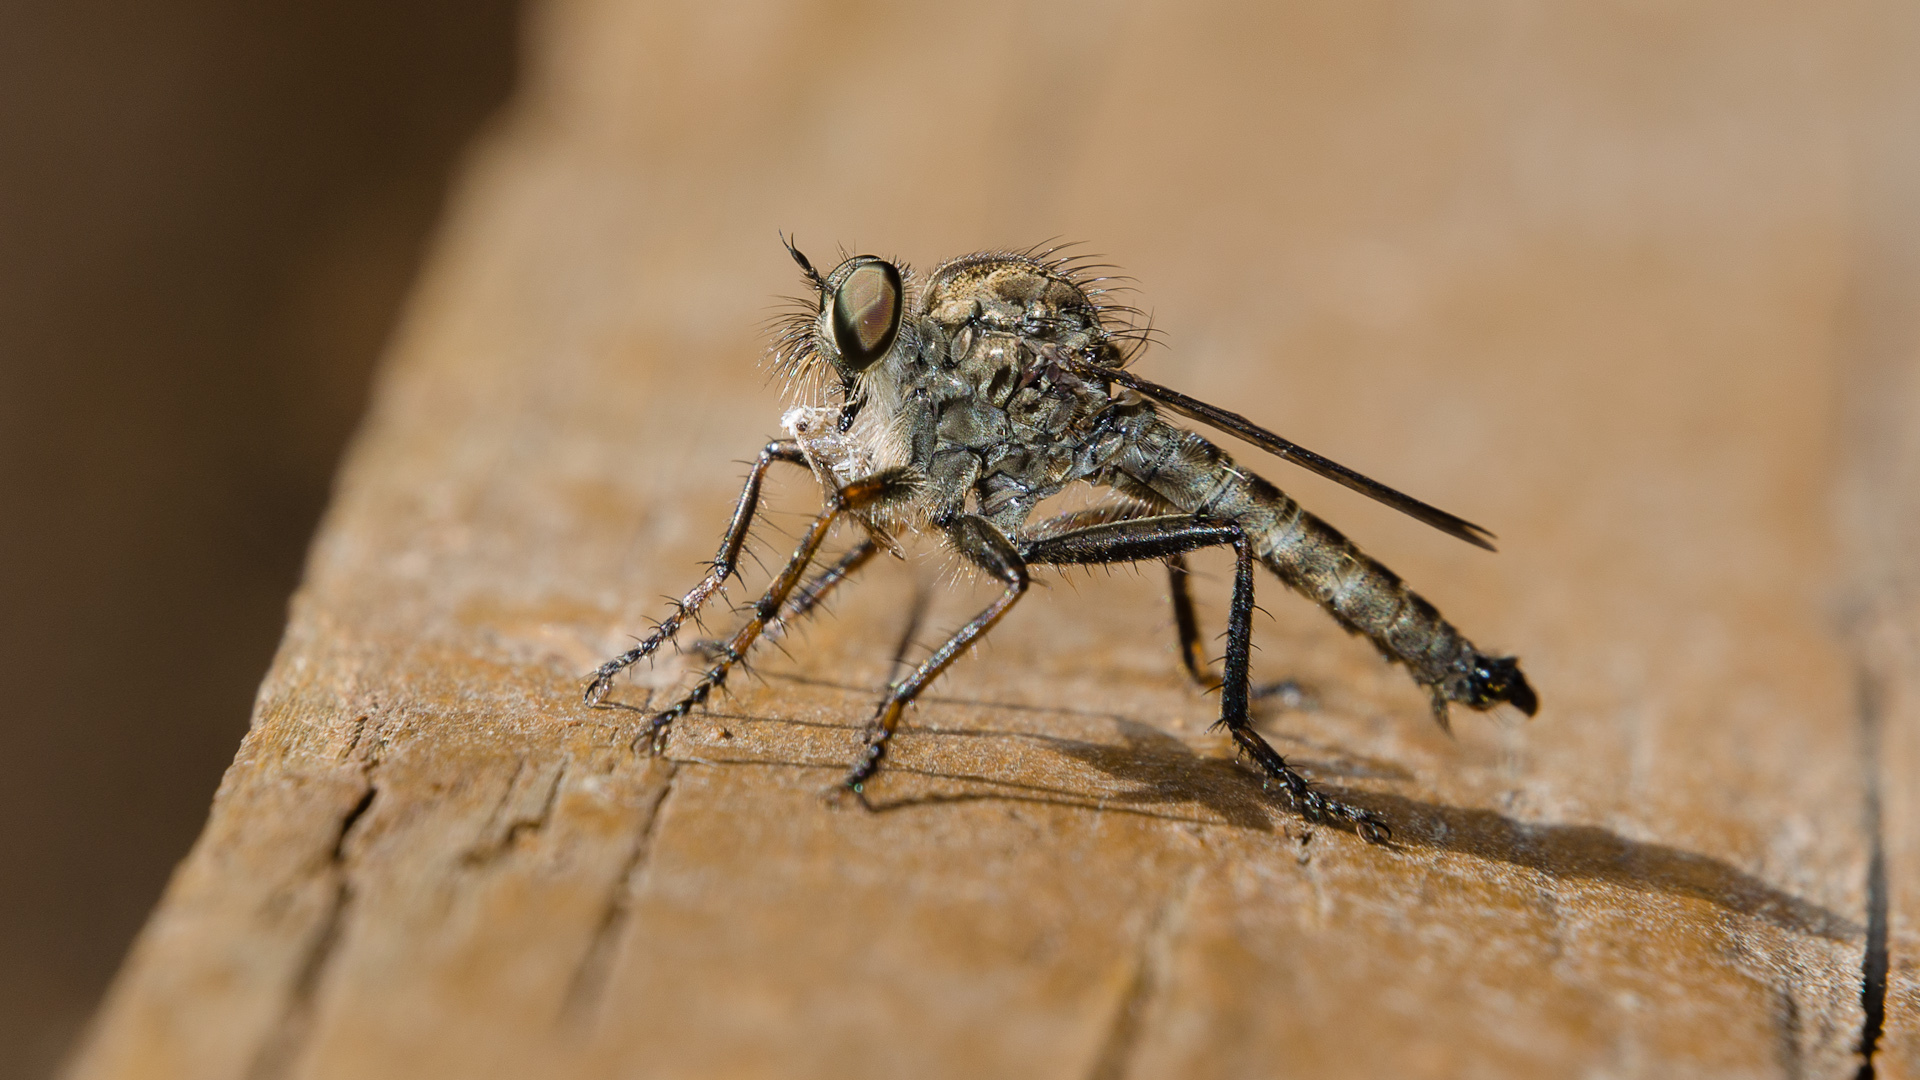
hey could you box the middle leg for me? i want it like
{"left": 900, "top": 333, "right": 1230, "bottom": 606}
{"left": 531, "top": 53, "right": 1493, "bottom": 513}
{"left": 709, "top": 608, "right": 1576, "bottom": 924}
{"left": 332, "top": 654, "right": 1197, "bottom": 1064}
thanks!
{"left": 1027, "top": 504, "right": 1229, "bottom": 694}
{"left": 762, "top": 539, "right": 879, "bottom": 644}
{"left": 839, "top": 516, "right": 1029, "bottom": 793}
{"left": 685, "top": 539, "right": 881, "bottom": 664}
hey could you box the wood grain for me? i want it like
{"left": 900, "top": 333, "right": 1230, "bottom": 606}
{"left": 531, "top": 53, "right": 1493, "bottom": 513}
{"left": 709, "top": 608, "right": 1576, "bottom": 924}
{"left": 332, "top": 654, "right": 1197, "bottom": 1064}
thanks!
{"left": 69, "top": 1, "right": 1910, "bottom": 1077}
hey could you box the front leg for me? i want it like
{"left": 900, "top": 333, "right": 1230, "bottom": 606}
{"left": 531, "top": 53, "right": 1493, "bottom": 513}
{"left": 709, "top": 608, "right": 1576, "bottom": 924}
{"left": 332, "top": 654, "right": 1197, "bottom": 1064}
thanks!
{"left": 632, "top": 471, "right": 911, "bottom": 751}
{"left": 585, "top": 440, "right": 805, "bottom": 706}
{"left": 1024, "top": 515, "right": 1389, "bottom": 841}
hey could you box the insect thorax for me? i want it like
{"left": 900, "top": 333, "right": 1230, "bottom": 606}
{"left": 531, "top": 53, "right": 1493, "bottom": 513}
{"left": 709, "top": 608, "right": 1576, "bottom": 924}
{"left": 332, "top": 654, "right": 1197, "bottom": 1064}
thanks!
{"left": 787, "top": 253, "right": 1146, "bottom": 537}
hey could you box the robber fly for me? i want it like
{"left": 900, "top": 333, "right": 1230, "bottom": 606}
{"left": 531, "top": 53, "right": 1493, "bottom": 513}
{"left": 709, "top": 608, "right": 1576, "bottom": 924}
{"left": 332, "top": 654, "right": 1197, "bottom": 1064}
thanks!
{"left": 586, "top": 241, "right": 1537, "bottom": 840}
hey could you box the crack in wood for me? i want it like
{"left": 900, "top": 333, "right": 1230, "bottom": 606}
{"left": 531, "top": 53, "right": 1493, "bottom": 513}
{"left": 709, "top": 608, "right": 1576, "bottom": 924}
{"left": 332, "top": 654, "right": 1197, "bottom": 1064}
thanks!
{"left": 245, "top": 776, "right": 378, "bottom": 1080}
{"left": 338, "top": 715, "right": 369, "bottom": 762}
{"left": 479, "top": 757, "right": 528, "bottom": 835}
{"left": 462, "top": 759, "right": 569, "bottom": 867}
{"left": 1853, "top": 665, "right": 1890, "bottom": 1080}
{"left": 560, "top": 763, "right": 681, "bottom": 1027}
{"left": 510, "top": 763, "right": 567, "bottom": 845}
{"left": 1773, "top": 974, "right": 1808, "bottom": 1080}
{"left": 1082, "top": 864, "right": 1203, "bottom": 1080}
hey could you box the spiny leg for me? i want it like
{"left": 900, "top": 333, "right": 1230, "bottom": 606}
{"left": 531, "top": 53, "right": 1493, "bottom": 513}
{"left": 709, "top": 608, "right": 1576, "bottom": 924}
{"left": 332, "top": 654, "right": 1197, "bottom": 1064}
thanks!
{"left": 1214, "top": 535, "right": 1386, "bottom": 840}
{"left": 1031, "top": 507, "right": 1223, "bottom": 691}
{"left": 1168, "top": 552, "right": 1309, "bottom": 706}
{"left": 1024, "top": 515, "right": 1388, "bottom": 841}
{"left": 633, "top": 507, "right": 838, "bottom": 751}
{"left": 840, "top": 516, "right": 1028, "bottom": 793}
{"left": 762, "top": 539, "right": 879, "bottom": 645}
{"left": 639, "top": 473, "right": 906, "bottom": 752}
{"left": 685, "top": 538, "right": 879, "bottom": 663}
{"left": 1166, "top": 553, "right": 1220, "bottom": 690}
{"left": 586, "top": 440, "right": 807, "bottom": 705}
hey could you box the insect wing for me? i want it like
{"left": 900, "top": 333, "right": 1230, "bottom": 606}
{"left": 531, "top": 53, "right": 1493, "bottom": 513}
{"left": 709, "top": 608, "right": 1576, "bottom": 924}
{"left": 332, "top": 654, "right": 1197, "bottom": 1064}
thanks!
{"left": 1085, "top": 363, "right": 1499, "bottom": 551}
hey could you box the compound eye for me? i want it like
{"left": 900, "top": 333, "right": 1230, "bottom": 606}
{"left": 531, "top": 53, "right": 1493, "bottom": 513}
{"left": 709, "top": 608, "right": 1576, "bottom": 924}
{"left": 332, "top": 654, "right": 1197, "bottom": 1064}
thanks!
{"left": 830, "top": 259, "right": 902, "bottom": 373}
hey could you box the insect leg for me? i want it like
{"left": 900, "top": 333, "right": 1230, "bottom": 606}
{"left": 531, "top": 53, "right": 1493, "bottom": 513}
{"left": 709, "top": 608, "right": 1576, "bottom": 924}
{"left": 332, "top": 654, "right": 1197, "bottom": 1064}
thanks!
{"left": 585, "top": 440, "right": 806, "bottom": 705}
{"left": 840, "top": 516, "right": 1028, "bottom": 793}
{"left": 1165, "top": 553, "right": 1220, "bottom": 690}
{"left": 1024, "top": 516, "right": 1389, "bottom": 841}
{"left": 1028, "top": 504, "right": 1228, "bottom": 692}
{"left": 684, "top": 539, "right": 876, "bottom": 663}
{"left": 636, "top": 473, "right": 907, "bottom": 752}
{"left": 1215, "top": 537, "right": 1389, "bottom": 841}
{"left": 761, "top": 539, "right": 880, "bottom": 644}
{"left": 1168, "top": 553, "right": 1307, "bottom": 704}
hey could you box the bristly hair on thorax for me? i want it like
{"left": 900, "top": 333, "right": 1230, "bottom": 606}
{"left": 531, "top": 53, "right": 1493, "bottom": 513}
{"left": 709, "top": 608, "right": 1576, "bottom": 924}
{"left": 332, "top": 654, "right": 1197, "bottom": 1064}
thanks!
{"left": 765, "top": 239, "right": 1152, "bottom": 406}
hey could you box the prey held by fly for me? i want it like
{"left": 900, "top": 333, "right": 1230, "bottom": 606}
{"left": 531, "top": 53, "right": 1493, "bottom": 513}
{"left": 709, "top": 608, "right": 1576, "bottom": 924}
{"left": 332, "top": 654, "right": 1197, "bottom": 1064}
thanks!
{"left": 586, "top": 242, "right": 1538, "bottom": 840}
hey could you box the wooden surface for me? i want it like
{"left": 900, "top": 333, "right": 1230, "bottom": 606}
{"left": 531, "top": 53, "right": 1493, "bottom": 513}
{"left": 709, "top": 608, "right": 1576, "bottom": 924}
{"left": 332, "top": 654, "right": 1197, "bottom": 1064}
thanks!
{"left": 68, "top": 2, "right": 1915, "bottom": 1077}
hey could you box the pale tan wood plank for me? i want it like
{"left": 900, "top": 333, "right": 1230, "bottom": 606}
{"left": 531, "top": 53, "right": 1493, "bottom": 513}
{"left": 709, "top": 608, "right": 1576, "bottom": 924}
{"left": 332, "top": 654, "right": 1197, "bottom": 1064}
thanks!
{"left": 70, "top": 2, "right": 1894, "bottom": 1077}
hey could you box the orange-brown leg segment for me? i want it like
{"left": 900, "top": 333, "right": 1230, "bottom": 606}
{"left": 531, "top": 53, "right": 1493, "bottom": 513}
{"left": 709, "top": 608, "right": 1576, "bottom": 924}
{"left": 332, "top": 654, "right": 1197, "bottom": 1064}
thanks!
{"left": 634, "top": 471, "right": 909, "bottom": 752}
{"left": 1166, "top": 553, "right": 1222, "bottom": 690}
{"left": 762, "top": 539, "right": 879, "bottom": 645}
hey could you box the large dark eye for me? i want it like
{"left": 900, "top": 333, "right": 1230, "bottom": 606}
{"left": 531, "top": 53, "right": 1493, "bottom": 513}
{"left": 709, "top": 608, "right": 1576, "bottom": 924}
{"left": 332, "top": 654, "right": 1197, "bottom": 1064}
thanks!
{"left": 830, "top": 258, "right": 902, "bottom": 374}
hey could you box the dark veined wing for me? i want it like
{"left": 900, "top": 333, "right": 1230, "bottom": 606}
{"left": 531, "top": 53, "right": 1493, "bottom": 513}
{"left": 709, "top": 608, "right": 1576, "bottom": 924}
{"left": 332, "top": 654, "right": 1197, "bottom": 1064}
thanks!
{"left": 1079, "top": 362, "right": 1499, "bottom": 551}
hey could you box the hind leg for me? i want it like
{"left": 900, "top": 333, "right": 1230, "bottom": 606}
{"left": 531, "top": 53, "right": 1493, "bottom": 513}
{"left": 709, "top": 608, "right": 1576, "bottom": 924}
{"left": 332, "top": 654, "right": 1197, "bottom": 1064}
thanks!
{"left": 1024, "top": 516, "right": 1388, "bottom": 841}
{"left": 1166, "top": 553, "right": 1311, "bottom": 707}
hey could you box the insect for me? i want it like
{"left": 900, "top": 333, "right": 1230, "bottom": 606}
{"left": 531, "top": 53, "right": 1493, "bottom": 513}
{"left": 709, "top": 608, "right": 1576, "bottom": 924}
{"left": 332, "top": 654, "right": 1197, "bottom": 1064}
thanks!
{"left": 586, "top": 241, "right": 1537, "bottom": 840}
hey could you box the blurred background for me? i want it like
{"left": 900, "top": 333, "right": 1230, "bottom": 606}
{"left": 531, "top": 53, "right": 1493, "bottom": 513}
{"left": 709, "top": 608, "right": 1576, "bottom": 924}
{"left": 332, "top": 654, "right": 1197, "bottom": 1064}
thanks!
{"left": 0, "top": 3, "right": 519, "bottom": 1075}
{"left": 6, "top": 2, "right": 1920, "bottom": 1077}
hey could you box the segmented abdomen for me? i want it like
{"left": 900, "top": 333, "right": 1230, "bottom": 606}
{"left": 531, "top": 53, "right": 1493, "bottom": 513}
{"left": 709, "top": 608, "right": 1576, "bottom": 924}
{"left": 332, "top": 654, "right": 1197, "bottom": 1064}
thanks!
{"left": 1109, "top": 416, "right": 1501, "bottom": 717}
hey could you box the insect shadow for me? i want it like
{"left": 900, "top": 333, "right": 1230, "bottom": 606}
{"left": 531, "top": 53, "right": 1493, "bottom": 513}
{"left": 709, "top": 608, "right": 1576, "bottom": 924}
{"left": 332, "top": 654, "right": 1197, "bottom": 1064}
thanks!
{"left": 685, "top": 693, "right": 1858, "bottom": 946}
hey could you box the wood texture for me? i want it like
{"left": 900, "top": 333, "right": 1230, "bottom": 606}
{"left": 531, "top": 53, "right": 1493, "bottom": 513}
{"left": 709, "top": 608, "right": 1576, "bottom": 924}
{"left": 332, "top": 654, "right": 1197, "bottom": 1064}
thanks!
{"left": 69, "top": 1, "right": 1913, "bottom": 1077}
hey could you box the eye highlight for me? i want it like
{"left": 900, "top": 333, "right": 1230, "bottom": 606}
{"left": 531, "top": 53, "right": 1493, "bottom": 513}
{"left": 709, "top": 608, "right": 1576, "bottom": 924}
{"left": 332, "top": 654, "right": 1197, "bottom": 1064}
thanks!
{"left": 830, "top": 258, "right": 902, "bottom": 374}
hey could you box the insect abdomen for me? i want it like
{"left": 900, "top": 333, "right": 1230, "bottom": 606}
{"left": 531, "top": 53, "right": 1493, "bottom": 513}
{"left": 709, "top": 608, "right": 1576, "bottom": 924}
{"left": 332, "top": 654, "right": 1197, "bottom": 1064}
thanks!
{"left": 1113, "top": 417, "right": 1536, "bottom": 722}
